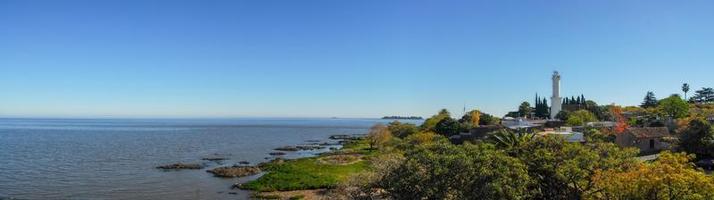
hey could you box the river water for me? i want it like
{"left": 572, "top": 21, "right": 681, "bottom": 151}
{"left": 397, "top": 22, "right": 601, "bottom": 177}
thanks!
{"left": 0, "top": 118, "right": 418, "bottom": 199}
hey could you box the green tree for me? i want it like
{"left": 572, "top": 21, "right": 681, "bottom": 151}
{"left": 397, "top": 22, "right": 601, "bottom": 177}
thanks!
{"left": 378, "top": 143, "right": 534, "bottom": 200}
{"left": 584, "top": 128, "right": 615, "bottom": 143}
{"left": 420, "top": 109, "right": 451, "bottom": 131}
{"left": 691, "top": 87, "right": 714, "bottom": 104}
{"left": 658, "top": 94, "right": 690, "bottom": 119}
{"left": 518, "top": 102, "right": 533, "bottom": 118}
{"left": 479, "top": 112, "right": 500, "bottom": 125}
{"left": 555, "top": 110, "right": 570, "bottom": 121}
{"left": 515, "top": 136, "right": 639, "bottom": 199}
{"left": 679, "top": 119, "right": 714, "bottom": 159}
{"left": 641, "top": 91, "right": 658, "bottom": 108}
{"left": 387, "top": 121, "right": 419, "bottom": 138}
{"left": 434, "top": 117, "right": 460, "bottom": 137}
{"left": 566, "top": 110, "right": 597, "bottom": 126}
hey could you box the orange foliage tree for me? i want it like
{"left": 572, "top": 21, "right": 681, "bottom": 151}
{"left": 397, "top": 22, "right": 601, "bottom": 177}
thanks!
{"left": 470, "top": 110, "right": 481, "bottom": 127}
{"left": 610, "top": 105, "right": 629, "bottom": 134}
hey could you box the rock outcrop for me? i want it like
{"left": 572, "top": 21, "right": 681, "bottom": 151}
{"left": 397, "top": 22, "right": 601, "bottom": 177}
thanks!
{"left": 207, "top": 166, "right": 261, "bottom": 178}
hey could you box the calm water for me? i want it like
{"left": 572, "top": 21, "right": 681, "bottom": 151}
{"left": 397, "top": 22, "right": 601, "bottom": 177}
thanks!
{"left": 0, "top": 118, "right": 418, "bottom": 200}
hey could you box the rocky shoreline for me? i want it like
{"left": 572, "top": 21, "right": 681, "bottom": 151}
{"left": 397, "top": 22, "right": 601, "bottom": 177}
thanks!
{"left": 207, "top": 166, "right": 262, "bottom": 178}
{"left": 154, "top": 134, "right": 352, "bottom": 197}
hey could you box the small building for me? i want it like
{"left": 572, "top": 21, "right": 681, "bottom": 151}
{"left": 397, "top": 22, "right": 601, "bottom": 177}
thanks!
{"left": 615, "top": 127, "right": 672, "bottom": 154}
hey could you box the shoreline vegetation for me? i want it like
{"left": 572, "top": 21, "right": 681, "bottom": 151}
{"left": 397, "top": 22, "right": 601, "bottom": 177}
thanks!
{"left": 244, "top": 136, "right": 372, "bottom": 199}
{"left": 243, "top": 92, "right": 714, "bottom": 199}
{"left": 154, "top": 87, "right": 714, "bottom": 199}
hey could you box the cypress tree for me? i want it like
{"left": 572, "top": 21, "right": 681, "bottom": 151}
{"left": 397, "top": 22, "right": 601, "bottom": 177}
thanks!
{"left": 577, "top": 96, "right": 581, "bottom": 105}
{"left": 543, "top": 98, "right": 549, "bottom": 118}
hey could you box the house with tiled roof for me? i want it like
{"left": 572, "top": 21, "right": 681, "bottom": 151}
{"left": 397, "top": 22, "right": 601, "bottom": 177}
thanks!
{"left": 615, "top": 127, "right": 672, "bottom": 154}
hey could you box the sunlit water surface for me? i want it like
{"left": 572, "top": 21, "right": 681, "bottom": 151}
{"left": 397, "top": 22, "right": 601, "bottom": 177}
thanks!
{"left": 0, "top": 118, "right": 420, "bottom": 199}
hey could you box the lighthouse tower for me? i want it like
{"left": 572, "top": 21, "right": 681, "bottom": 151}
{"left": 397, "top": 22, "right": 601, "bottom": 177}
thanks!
{"left": 550, "top": 71, "right": 562, "bottom": 119}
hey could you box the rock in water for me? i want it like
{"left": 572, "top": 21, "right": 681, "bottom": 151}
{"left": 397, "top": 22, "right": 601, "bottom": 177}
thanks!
{"left": 269, "top": 152, "right": 286, "bottom": 156}
{"left": 207, "top": 166, "right": 261, "bottom": 177}
{"left": 156, "top": 163, "right": 204, "bottom": 170}
{"left": 202, "top": 157, "right": 227, "bottom": 161}
{"left": 274, "top": 146, "right": 299, "bottom": 151}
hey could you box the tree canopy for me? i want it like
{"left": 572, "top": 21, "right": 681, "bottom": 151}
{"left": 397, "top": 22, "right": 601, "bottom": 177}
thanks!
{"left": 566, "top": 110, "right": 597, "bottom": 126}
{"left": 378, "top": 142, "right": 534, "bottom": 200}
{"left": 641, "top": 91, "right": 658, "bottom": 108}
{"left": 591, "top": 151, "right": 714, "bottom": 200}
{"left": 679, "top": 119, "right": 714, "bottom": 159}
{"left": 691, "top": 87, "right": 714, "bottom": 104}
{"left": 434, "top": 117, "right": 460, "bottom": 137}
{"left": 658, "top": 94, "right": 690, "bottom": 119}
{"left": 534, "top": 94, "right": 550, "bottom": 119}
{"left": 420, "top": 109, "right": 451, "bottom": 131}
{"left": 387, "top": 121, "right": 419, "bottom": 138}
{"left": 518, "top": 102, "right": 533, "bottom": 118}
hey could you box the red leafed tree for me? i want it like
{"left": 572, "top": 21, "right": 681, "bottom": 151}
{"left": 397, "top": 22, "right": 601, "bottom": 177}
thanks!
{"left": 611, "top": 105, "right": 629, "bottom": 134}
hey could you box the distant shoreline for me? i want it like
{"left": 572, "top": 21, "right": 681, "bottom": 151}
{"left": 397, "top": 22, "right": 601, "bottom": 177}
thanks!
{"left": 381, "top": 116, "right": 423, "bottom": 120}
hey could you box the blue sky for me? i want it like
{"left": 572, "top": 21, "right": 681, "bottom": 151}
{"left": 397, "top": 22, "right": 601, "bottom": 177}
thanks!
{"left": 1, "top": 0, "right": 713, "bottom": 118}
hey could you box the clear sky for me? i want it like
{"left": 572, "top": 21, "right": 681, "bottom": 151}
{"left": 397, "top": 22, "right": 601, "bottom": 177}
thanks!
{"left": 1, "top": 0, "right": 713, "bottom": 118}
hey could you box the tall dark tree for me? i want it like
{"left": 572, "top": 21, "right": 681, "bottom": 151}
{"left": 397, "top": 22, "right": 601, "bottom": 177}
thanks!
{"left": 535, "top": 94, "right": 541, "bottom": 118}
{"left": 641, "top": 91, "right": 658, "bottom": 108}
{"left": 542, "top": 98, "right": 549, "bottom": 118}
{"left": 691, "top": 87, "right": 714, "bottom": 104}
{"left": 534, "top": 94, "right": 551, "bottom": 119}
{"left": 682, "top": 83, "right": 690, "bottom": 100}
{"left": 575, "top": 96, "right": 582, "bottom": 105}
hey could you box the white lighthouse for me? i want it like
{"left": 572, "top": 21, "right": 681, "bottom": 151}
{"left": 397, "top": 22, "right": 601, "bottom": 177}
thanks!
{"left": 550, "top": 71, "right": 562, "bottom": 119}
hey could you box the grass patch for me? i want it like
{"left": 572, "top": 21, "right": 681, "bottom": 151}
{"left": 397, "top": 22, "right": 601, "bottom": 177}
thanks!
{"left": 242, "top": 154, "right": 369, "bottom": 191}
{"left": 340, "top": 139, "right": 380, "bottom": 156}
{"left": 242, "top": 138, "right": 378, "bottom": 192}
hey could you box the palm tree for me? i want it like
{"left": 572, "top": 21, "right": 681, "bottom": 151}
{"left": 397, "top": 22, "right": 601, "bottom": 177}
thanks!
{"left": 489, "top": 129, "right": 535, "bottom": 150}
{"left": 683, "top": 83, "right": 690, "bottom": 100}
